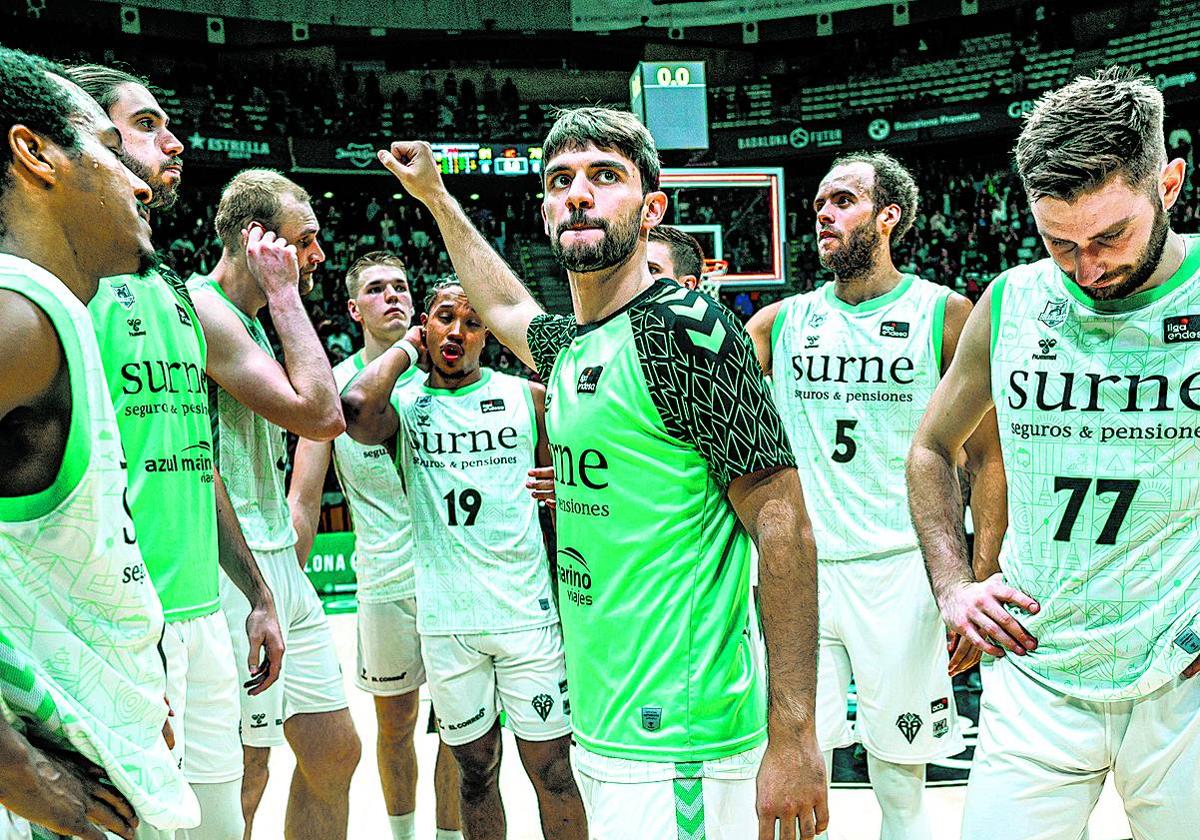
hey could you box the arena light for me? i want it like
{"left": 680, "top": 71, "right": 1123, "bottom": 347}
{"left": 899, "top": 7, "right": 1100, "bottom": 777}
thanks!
{"left": 469, "top": 193, "right": 481, "bottom": 201}
{"left": 392, "top": 193, "right": 403, "bottom": 200}
{"left": 119, "top": 5, "right": 140, "bottom": 34}
{"left": 206, "top": 16, "right": 225, "bottom": 45}
{"left": 323, "top": 191, "right": 334, "bottom": 199}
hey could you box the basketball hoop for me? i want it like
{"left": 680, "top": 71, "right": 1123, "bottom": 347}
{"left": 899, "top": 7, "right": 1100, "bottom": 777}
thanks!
{"left": 702, "top": 258, "right": 729, "bottom": 280}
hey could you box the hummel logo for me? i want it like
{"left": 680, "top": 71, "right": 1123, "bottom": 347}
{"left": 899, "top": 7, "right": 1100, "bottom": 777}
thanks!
{"left": 805, "top": 335, "right": 819, "bottom": 349}
{"left": 176, "top": 303, "right": 193, "bottom": 327}
{"left": 127, "top": 317, "right": 146, "bottom": 337}
{"left": 1033, "top": 337, "right": 1057, "bottom": 360}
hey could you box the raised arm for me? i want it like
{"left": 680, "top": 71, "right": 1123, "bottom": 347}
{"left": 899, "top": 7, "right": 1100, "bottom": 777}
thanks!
{"left": 341, "top": 328, "right": 422, "bottom": 445}
{"left": 193, "top": 228, "right": 344, "bottom": 441}
{"left": 746, "top": 299, "right": 785, "bottom": 377}
{"left": 378, "top": 142, "right": 545, "bottom": 368}
{"left": 908, "top": 282, "right": 1037, "bottom": 660}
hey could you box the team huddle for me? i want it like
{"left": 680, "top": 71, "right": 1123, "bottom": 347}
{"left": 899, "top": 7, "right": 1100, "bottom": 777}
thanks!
{"left": 0, "top": 43, "right": 1196, "bottom": 840}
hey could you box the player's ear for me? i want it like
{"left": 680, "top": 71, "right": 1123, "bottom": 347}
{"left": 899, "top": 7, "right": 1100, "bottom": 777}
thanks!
{"left": 420, "top": 312, "right": 428, "bottom": 326}
{"left": 1161, "top": 157, "right": 1186, "bottom": 211}
{"left": 540, "top": 202, "right": 551, "bottom": 237}
{"left": 8, "top": 125, "right": 59, "bottom": 189}
{"left": 643, "top": 190, "right": 668, "bottom": 229}
{"left": 878, "top": 202, "right": 901, "bottom": 236}
{"left": 347, "top": 299, "right": 361, "bottom": 323}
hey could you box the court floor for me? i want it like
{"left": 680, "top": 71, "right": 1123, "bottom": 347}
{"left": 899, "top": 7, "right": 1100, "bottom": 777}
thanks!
{"left": 251, "top": 613, "right": 1134, "bottom": 839}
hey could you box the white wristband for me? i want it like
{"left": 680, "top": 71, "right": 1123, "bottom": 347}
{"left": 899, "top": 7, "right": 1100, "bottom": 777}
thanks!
{"left": 397, "top": 339, "right": 419, "bottom": 367}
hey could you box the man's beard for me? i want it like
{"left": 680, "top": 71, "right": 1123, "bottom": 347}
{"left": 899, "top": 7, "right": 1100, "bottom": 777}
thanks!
{"left": 136, "top": 245, "right": 157, "bottom": 276}
{"left": 1076, "top": 204, "right": 1169, "bottom": 302}
{"left": 819, "top": 218, "right": 880, "bottom": 280}
{"left": 549, "top": 205, "right": 642, "bottom": 273}
{"left": 121, "top": 152, "right": 181, "bottom": 211}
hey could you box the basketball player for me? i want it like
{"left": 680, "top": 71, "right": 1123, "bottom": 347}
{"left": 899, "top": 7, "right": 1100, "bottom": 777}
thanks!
{"left": 342, "top": 278, "right": 586, "bottom": 840}
{"left": 187, "top": 171, "right": 360, "bottom": 840}
{"left": 288, "top": 251, "right": 463, "bottom": 840}
{"left": 67, "top": 63, "right": 285, "bottom": 840}
{"left": 377, "top": 107, "right": 827, "bottom": 840}
{"left": 908, "top": 68, "right": 1200, "bottom": 838}
{"left": 0, "top": 47, "right": 198, "bottom": 838}
{"left": 746, "top": 152, "right": 1006, "bottom": 840}
{"left": 647, "top": 225, "right": 704, "bottom": 290}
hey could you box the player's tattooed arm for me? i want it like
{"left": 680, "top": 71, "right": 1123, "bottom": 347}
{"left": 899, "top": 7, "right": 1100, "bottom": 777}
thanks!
{"left": 378, "top": 141, "right": 546, "bottom": 369}
{"left": 341, "top": 325, "right": 424, "bottom": 446}
{"left": 0, "top": 718, "right": 138, "bottom": 840}
{"left": 288, "top": 437, "right": 332, "bottom": 565}
{"left": 746, "top": 298, "right": 785, "bottom": 377}
{"left": 908, "top": 283, "right": 1039, "bottom": 660}
{"left": 214, "top": 469, "right": 284, "bottom": 695}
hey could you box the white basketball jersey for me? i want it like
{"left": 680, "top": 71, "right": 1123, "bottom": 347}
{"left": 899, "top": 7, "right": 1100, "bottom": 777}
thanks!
{"left": 332, "top": 353, "right": 419, "bottom": 602}
{"left": 771, "top": 275, "right": 950, "bottom": 561}
{"left": 393, "top": 368, "right": 557, "bottom": 635}
{"left": 0, "top": 255, "right": 198, "bottom": 830}
{"left": 187, "top": 274, "right": 297, "bottom": 553}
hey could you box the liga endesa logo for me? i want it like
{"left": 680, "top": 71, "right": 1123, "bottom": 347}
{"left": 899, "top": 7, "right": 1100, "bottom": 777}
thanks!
{"left": 1164, "top": 315, "right": 1200, "bottom": 344}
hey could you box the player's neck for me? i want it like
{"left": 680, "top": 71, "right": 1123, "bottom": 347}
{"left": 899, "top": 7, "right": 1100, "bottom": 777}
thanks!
{"left": 833, "top": 260, "right": 904, "bottom": 306}
{"left": 362, "top": 330, "right": 402, "bottom": 363}
{"left": 428, "top": 364, "right": 483, "bottom": 391}
{"left": 0, "top": 221, "right": 99, "bottom": 305}
{"left": 567, "top": 257, "right": 656, "bottom": 324}
{"left": 1137, "top": 229, "right": 1188, "bottom": 294}
{"left": 210, "top": 251, "right": 267, "bottom": 318}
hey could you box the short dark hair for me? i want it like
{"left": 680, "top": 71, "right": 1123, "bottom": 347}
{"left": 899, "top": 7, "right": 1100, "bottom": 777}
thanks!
{"left": 829, "top": 151, "right": 919, "bottom": 244}
{"left": 0, "top": 48, "right": 83, "bottom": 232}
{"left": 1015, "top": 66, "right": 1166, "bottom": 202}
{"left": 345, "top": 250, "right": 408, "bottom": 297}
{"left": 542, "top": 107, "right": 661, "bottom": 193}
{"left": 61, "top": 63, "right": 151, "bottom": 115}
{"left": 214, "top": 169, "right": 311, "bottom": 249}
{"left": 424, "top": 275, "right": 465, "bottom": 312}
{"left": 648, "top": 225, "right": 705, "bottom": 280}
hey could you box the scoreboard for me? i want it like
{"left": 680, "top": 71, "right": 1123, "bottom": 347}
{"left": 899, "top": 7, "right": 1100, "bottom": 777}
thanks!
{"left": 630, "top": 61, "right": 709, "bottom": 151}
{"left": 429, "top": 143, "right": 543, "bottom": 176}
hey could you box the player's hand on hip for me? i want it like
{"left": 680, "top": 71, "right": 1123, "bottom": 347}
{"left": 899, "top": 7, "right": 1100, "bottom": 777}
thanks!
{"left": 242, "top": 223, "right": 300, "bottom": 298}
{"left": 377, "top": 141, "right": 448, "bottom": 205}
{"left": 10, "top": 744, "right": 139, "bottom": 840}
{"left": 939, "top": 572, "right": 1039, "bottom": 658}
{"left": 526, "top": 466, "right": 556, "bottom": 506}
{"left": 947, "top": 629, "right": 984, "bottom": 676}
{"left": 756, "top": 734, "right": 829, "bottom": 840}
{"left": 244, "top": 602, "right": 286, "bottom": 695}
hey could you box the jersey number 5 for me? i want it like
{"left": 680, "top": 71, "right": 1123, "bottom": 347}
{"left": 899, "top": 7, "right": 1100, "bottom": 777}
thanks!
{"left": 832, "top": 419, "right": 858, "bottom": 463}
{"left": 444, "top": 488, "right": 482, "bottom": 527}
{"left": 1052, "top": 477, "right": 1139, "bottom": 545}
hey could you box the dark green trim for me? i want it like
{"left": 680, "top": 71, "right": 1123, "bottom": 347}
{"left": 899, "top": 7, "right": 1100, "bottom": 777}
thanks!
{"left": 770, "top": 297, "right": 791, "bottom": 362}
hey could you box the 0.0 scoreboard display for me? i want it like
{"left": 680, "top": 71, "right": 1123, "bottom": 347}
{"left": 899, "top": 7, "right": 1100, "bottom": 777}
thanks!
{"left": 630, "top": 61, "right": 709, "bottom": 151}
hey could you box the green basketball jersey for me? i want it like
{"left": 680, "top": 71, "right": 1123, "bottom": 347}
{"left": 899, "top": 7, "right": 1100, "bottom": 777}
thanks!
{"left": 526, "top": 280, "right": 795, "bottom": 763}
{"left": 990, "top": 237, "right": 1200, "bottom": 700}
{"left": 770, "top": 275, "right": 950, "bottom": 561}
{"left": 90, "top": 267, "right": 219, "bottom": 621}
{"left": 332, "top": 354, "right": 418, "bottom": 602}
{"left": 0, "top": 254, "right": 199, "bottom": 830}
{"left": 392, "top": 368, "right": 556, "bottom": 634}
{"left": 187, "top": 274, "right": 297, "bottom": 553}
